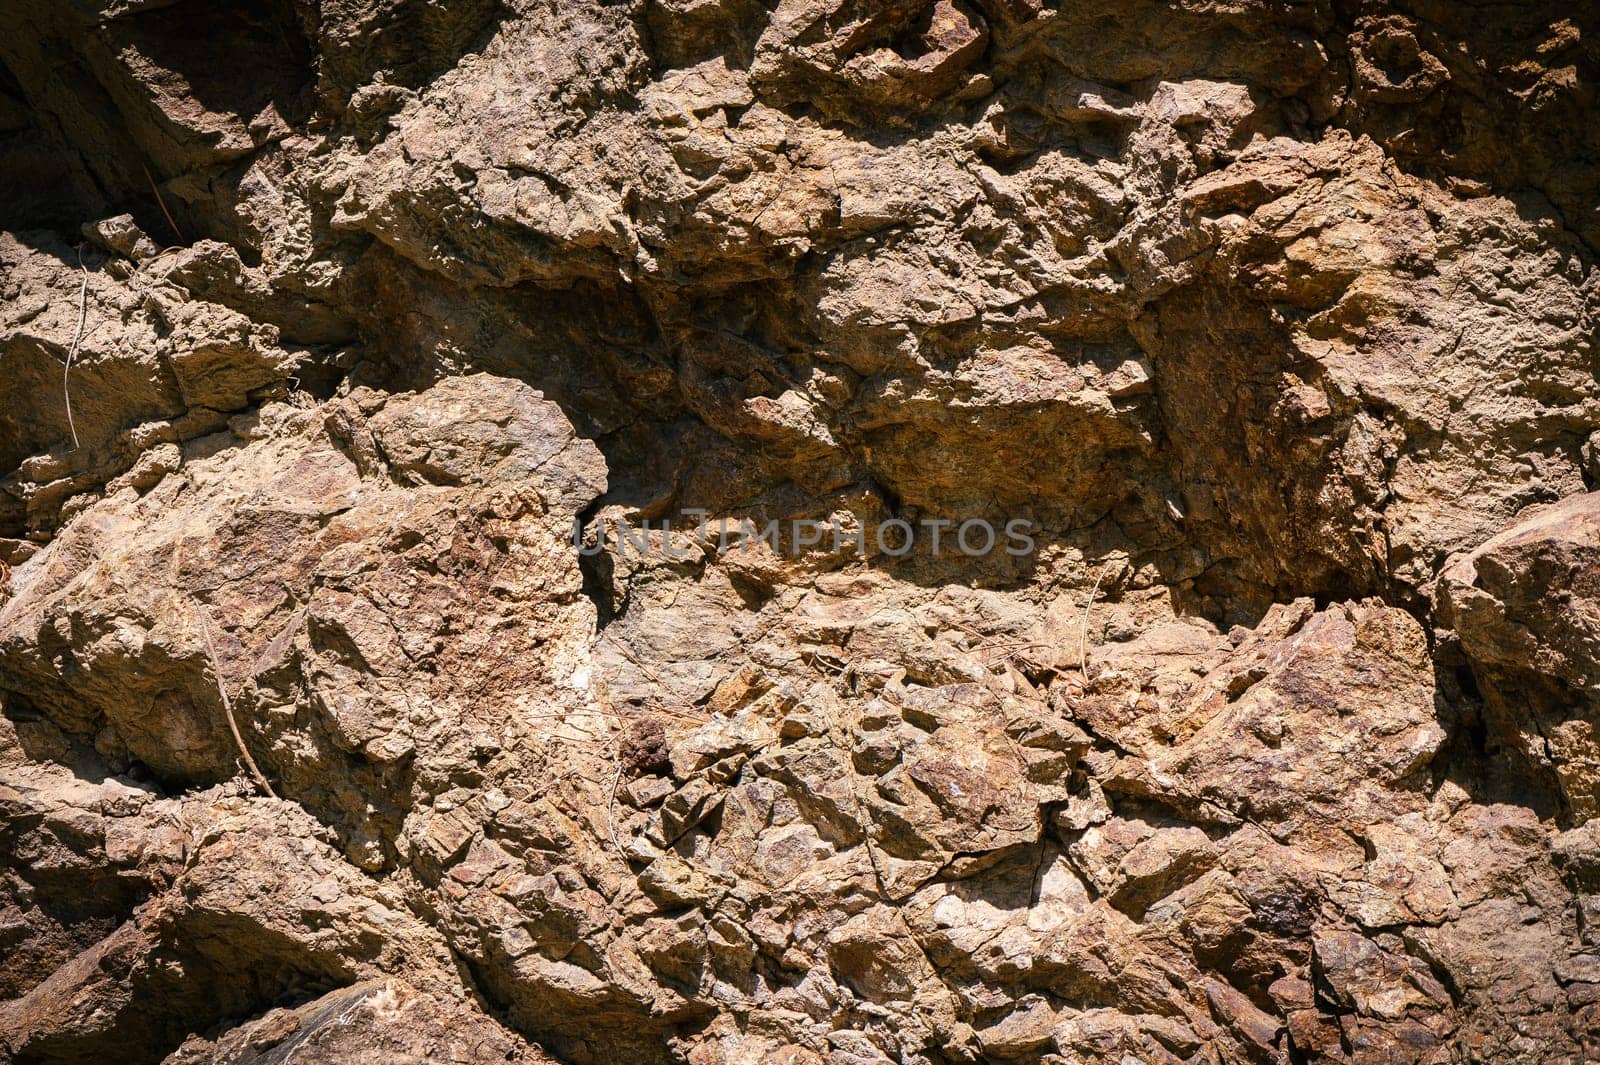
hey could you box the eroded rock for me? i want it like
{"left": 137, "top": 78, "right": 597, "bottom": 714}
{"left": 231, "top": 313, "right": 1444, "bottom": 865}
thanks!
{"left": 1, "top": 1, "right": 1597, "bottom": 1062}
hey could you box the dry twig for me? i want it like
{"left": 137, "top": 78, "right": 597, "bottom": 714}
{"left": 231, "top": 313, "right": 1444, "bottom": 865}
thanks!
{"left": 141, "top": 163, "right": 184, "bottom": 242}
{"left": 195, "top": 607, "right": 278, "bottom": 799}
{"left": 604, "top": 736, "right": 627, "bottom": 862}
{"left": 1079, "top": 563, "right": 1110, "bottom": 680}
{"left": 63, "top": 247, "right": 88, "bottom": 451}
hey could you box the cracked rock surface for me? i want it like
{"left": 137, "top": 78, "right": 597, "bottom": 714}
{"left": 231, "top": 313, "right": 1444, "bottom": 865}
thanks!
{"left": 1, "top": 1, "right": 1598, "bottom": 1063}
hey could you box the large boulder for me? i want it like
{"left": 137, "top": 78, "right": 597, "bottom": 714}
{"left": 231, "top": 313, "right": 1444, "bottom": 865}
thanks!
{"left": 0, "top": 375, "right": 606, "bottom": 868}
{"left": 1440, "top": 492, "right": 1600, "bottom": 823}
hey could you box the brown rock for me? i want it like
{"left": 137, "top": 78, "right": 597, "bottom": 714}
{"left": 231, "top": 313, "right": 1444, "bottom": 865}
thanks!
{"left": 1440, "top": 493, "right": 1600, "bottom": 823}
{"left": 0, "top": 2, "right": 1596, "bottom": 1063}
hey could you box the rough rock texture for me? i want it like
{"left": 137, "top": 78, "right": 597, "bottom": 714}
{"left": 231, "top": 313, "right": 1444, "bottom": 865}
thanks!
{"left": 0, "top": 2, "right": 1597, "bottom": 1064}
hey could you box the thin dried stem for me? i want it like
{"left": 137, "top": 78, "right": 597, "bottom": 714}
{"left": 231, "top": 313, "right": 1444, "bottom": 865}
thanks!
{"left": 1079, "top": 564, "right": 1110, "bottom": 680}
{"left": 520, "top": 702, "right": 707, "bottom": 727}
{"left": 63, "top": 247, "right": 87, "bottom": 452}
{"left": 195, "top": 607, "right": 277, "bottom": 799}
{"left": 141, "top": 163, "right": 184, "bottom": 242}
{"left": 604, "top": 735, "right": 627, "bottom": 863}
{"left": 801, "top": 649, "right": 849, "bottom": 676}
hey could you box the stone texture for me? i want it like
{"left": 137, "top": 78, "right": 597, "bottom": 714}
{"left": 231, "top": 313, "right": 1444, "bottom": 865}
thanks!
{"left": 1440, "top": 491, "right": 1600, "bottom": 824}
{"left": 0, "top": 2, "right": 1596, "bottom": 1064}
{"left": 162, "top": 978, "right": 550, "bottom": 1065}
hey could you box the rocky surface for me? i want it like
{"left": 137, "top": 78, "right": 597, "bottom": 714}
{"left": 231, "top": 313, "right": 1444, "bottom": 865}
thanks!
{"left": 0, "top": 2, "right": 1597, "bottom": 1063}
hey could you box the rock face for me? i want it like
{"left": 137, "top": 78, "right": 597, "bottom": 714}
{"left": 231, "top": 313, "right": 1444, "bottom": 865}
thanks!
{"left": 1440, "top": 493, "right": 1600, "bottom": 825}
{"left": 0, "top": 2, "right": 1597, "bottom": 1064}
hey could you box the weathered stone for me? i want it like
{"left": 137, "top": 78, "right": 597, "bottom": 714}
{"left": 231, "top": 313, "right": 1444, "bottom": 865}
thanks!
{"left": 0, "top": 1, "right": 1596, "bottom": 1062}
{"left": 163, "top": 978, "right": 551, "bottom": 1064}
{"left": 1440, "top": 492, "right": 1600, "bottom": 823}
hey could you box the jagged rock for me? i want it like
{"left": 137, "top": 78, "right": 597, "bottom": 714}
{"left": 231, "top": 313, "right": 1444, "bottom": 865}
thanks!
{"left": 1068, "top": 816, "right": 1216, "bottom": 918}
{"left": 0, "top": 375, "right": 604, "bottom": 870}
{"left": 162, "top": 979, "right": 548, "bottom": 1065}
{"left": 0, "top": 796, "right": 462, "bottom": 1065}
{"left": 0, "top": 1, "right": 1597, "bottom": 1063}
{"left": 1440, "top": 492, "right": 1600, "bottom": 823}
{"left": 1108, "top": 600, "right": 1445, "bottom": 842}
